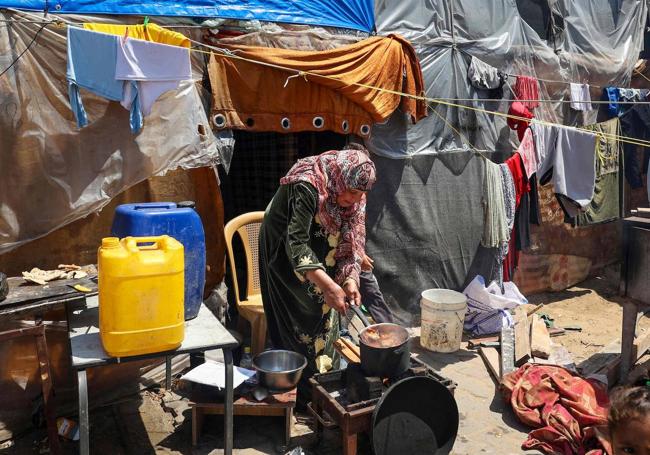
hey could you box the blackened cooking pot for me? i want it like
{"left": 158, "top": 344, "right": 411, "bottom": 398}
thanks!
{"left": 350, "top": 305, "right": 411, "bottom": 378}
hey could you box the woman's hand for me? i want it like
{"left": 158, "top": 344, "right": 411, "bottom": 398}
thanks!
{"left": 323, "top": 284, "right": 348, "bottom": 314}
{"left": 305, "top": 269, "right": 348, "bottom": 314}
{"left": 342, "top": 280, "right": 361, "bottom": 307}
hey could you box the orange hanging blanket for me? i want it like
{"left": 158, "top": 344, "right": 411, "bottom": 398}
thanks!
{"left": 207, "top": 34, "right": 427, "bottom": 136}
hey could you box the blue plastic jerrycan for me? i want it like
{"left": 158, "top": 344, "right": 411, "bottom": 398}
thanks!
{"left": 111, "top": 202, "right": 206, "bottom": 320}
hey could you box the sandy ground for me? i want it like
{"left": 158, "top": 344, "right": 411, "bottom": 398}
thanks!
{"left": 4, "top": 266, "right": 649, "bottom": 455}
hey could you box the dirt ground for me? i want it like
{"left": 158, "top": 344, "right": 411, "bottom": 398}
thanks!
{"left": 3, "top": 266, "right": 649, "bottom": 455}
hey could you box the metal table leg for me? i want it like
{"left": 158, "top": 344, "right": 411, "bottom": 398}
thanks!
{"left": 223, "top": 349, "right": 234, "bottom": 455}
{"left": 78, "top": 369, "right": 89, "bottom": 455}
{"left": 165, "top": 355, "right": 172, "bottom": 389}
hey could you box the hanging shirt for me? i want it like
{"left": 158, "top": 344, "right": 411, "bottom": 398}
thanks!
{"left": 530, "top": 121, "right": 556, "bottom": 168}
{"left": 602, "top": 86, "right": 620, "bottom": 117}
{"left": 115, "top": 37, "right": 192, "bottom": 133}
{"left": 83, "top": 23, "right": 191, "bottom": 48}
{"left": 569, "top": 118, "right": 623, "bottom": 226}
{"left": 619, "top": 99, "right": 650, "bottom": 189}
{"left": 516, "top": 127, "right": 538, "bottom": 178}
{"left": 533, "top": 123, "right": 598, "bottom": 217}
{"left": 516, "top": 127, "right": 542, "bottom": 227}
{"left": 528, "top": 174, "right": 542, "bottom": 226}
{"left": 467, "top": 56, "right": 505, "bottom": 91}
{"left": 66, "top": 27, "right": 124, "bottom": 128}
{"left": 569, "top": 83, "right": 593, "bottom": 111}
{"left": 514, "top": 75, "right": 540, "bottom": 110}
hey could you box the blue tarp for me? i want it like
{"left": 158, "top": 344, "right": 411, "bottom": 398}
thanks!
{"left": 0, "top": 0, "right": 375, "bottom": 32}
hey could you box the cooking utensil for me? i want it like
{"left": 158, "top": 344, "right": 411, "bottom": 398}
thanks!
{"left": 372, "top": 376, "right": 459, "bottom": 455}
{"left": 349, "top": 305, "right": 411, "bottom": 378}
{"left": 252, "top": 350, "right": 307, "bottom": 392}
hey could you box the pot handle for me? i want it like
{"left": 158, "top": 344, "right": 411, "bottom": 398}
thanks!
{"left": 349, "top": 303, "right": 371, "bottom": 327}
{"left": 306, "top": 402, "right": 338, "bottom": 429}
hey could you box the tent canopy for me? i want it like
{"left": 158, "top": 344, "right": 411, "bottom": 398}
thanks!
{"left": 0, "top": 0, "right": 375, "bottom": 32}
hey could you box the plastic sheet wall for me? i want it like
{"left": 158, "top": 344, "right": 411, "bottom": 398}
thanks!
{"left": 365, "top": 0, "right": 647, "bottom": 324}
{"left": 369, "top": 0, "right": 648, "bottom": 158}
{"left": 0, "top": 11, "right": 222, "bottom": 253}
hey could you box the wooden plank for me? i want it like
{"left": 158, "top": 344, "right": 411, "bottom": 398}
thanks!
{"left": 479, "top": 347, "right": 500, "bottom": 383}
{"left": 530, "top": 315, "right": 551, "bottom": 359}
{"left": 578, "top": 339, "right": 621, "bottom": 383}
{"left": 633, "top": 331, "right": 650, "bottom": 359}
{"left": 500, "top": 326, "right": 515, "bottom": 376}
{"left": 340, "top": 337, "right": 361, "bottom": 358}
{"left": 195, "top": 405, "right": 286, "bottom": 416}
{"left": 579, "top": 333, "right": 650, "bottom": 386}
{"left": 526, "top": 303, "right": 544, "bottom": 316}
{"left": 334, "top": 338, "right": 361, "bottom": 364}
{"left": 468, "top": 335, "right": 499, "bottom": 349}
{"left": 513, "top": 307, "right": 531, "bottom": 366}
{"left": 548, "top": 327, "right": 566, "bottom": 337}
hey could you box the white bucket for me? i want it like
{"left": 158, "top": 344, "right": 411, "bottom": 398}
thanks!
{"left": 420, "top": 289, "right": 467, "bottom": 353}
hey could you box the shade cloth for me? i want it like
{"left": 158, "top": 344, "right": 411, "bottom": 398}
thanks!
{"left": 207, "top": 34, "right": 426, "bottom": 136}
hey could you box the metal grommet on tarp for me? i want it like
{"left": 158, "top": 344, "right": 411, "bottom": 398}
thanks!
{"left": 341, "top": 120, "right": 349, "bottom": 132}
{"left": 213, "top": 114, "right": 227, "bottom": 129}
{"left": 281, "top": 117, "right": 291, "bottom": 130}
{"left": 360, "top": 124, "right": 371, "bottom": 136}
{"left": 313, "top": 116, "right": 324, "bottom": 129}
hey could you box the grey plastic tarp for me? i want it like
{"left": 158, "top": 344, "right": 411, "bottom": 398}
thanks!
{"left": 365, "top": 0, "right": 647, "bottom": 324}
{"left": 368, "top": 0, "right": 648, "bottom": 158}
{"left": 0, "top": 11, "right": 224, "bottom": 253}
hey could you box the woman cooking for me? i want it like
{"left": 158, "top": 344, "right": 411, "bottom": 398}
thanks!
{"left": 259, "top": 143, "right": 376, "bottom": 400}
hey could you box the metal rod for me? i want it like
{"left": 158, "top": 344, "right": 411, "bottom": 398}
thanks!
{"left": 165, "top": 355, "right": 172, "bottom": 389}
{"left": 223, "top": 348, "right": 234, "bottom": 455}
{"left": 78, "top": 369, "right": 90, "bottom": 455}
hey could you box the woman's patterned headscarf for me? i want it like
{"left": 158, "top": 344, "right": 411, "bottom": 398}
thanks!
{"left": 280, "top": 144, "right": 376, "bottom": 284}
{"left": 281, "top": 143, "right": 376, "bottom": 235}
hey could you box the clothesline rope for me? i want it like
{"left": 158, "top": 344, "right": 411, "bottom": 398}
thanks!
{"left": 4, "top": 11, "right": 650, "bottom": 149}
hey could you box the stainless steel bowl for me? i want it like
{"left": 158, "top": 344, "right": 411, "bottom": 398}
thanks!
{"left": 252, "top": 350, "right": 307, "bottom": 391}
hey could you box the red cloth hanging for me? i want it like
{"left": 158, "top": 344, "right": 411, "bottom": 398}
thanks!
{"left": 507, "top": 101, "right": 534, "bottom": 142}
{"left": 514, "top": 75, "right": 540, "bottom": 110}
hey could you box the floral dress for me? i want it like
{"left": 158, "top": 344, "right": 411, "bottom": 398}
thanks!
{"left": 259, "top": 182, "right": 346, "bottom": 382}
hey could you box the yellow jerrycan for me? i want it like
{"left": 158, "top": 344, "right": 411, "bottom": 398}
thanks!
{"left": 98, "top": 236, "right": 185, "bottom": 357}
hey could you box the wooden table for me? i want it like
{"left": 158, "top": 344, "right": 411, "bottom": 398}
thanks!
{"left": 190, "top": 385, "right": 297, "bottom": 448}
{"left": 619, "top": 217, "right": 650, "bottom": 382}
{"left": 0, "top": 271, "right": 98, "bottom": 454}
{"left": 67, "top": 296, "right": 239, "bottom": 455}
